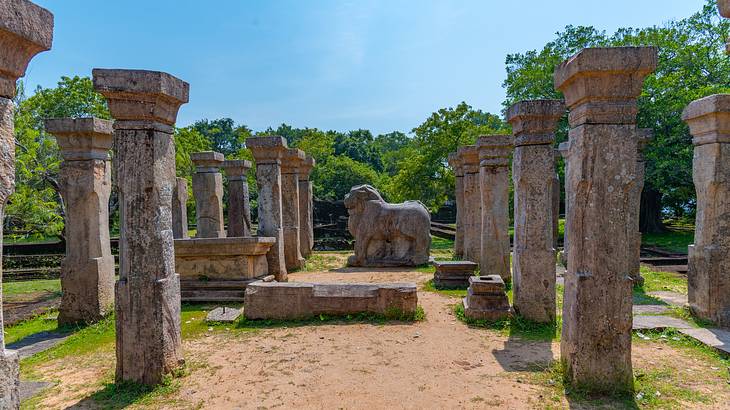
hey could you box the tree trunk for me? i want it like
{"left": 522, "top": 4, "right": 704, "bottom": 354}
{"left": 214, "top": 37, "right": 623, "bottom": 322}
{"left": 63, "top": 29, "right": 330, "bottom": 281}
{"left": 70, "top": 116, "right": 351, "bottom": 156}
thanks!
{"left": 639, "top": 185, "right": 665, "bottom": 233}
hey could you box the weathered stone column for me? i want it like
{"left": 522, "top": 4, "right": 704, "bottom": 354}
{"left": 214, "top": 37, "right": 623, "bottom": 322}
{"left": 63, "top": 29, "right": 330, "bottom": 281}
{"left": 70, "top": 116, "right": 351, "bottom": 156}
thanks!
{"left": 507, "top": 100, "right": 564, "bottom": 322}
{"left": 172, "top": 177, "right": 189, "bottom": 239}
{"left": 719, "top": 1, "right": 730, "bottom": 53}
{"left": 552, "top": 150, "right": 561, "bottom": 253}
{"left": 476, "top": 135, "right": 513, "bottom": 282}
{"left": 448, "top": 153, "right": 465, "bottom": 258}
{"left": 683, "top": 94, "right": 730, "bottom": 328}
{"left": 221, "top": 159, "right": 253, "bottom": 237}
{"left": 297, "top": 155, "right": 315, "bottom": 258}
{"left": 247, "top": 136, "right": 288, "bottom": 281}
{"left": 191, "top": 151, "right": 225, "bottom": 238}
{"left": 457, "top": 146, "right": 481, "bottom": 264}
{"left": 0, "top": 2, "right": 53, "bottom": 407}
{"left": 281, "top": 149, "right": 305, "bottom": 270}
{"left": 93, "top": 68, "right": 188, "bottom": 385}
{"left": 557, "top": 141, "right": 571, "bottom": 267}
{"left": 628, "top": 130, "right": 653, "bottom": 286}
{"left": 555, "top": 47, "right": 656, "bottom": 392}
{"left": 45, "top": 118, "right": 115, "bottom": 326}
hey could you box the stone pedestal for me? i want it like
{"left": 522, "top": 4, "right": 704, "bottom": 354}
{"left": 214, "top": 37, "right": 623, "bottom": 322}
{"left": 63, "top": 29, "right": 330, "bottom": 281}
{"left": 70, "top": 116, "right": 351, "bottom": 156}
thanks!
{"left": 476, "top": 135, "right": 513, "bottom": 282}
{"left": 297, "top": 155, "right": 315, "bottom": 259}
{"left": 462, "top": 275, "right": 511, "bottom": 321}
{"left": 94, "top": 68, "right": 188, "bottom": 385}
{"left": 281, "top": 148, "right": 305, "bottom": 270}
{"left": 172, "top": 177, "right": 189, "bottom": 239}
{"left": 432, "top": 260, "right": 477, "bottom": 289}
{"left": 629, "top": 130, "right": 653, "bottom": 286}
{"left": 448, "top": 153, "right": 465, "bottom": 258}
{"left": 555, "top": 47, "right": 657, "bottom": 393}
{"left": 0, "top": 2, "right": 53, "bottom": 406}
{"left": 247, "top": 135, "right": 288, "bottom": 281}
{"left": 507, "top": 100, "right": 564, "bottom": 323}
{"left": 557, "top": 141, "right": 571, "bottom": 267}
{"left": 221, "top": 159, "right": 252, "bottom": 237}
{"left": 45, "top": 118, "right": 115, "bottom": 325}
{"left": 682, "top": 94, "right": 730, "bottom": 328}
{"left": 191, "top": 151, "right": 225, "bottom": 238}
{"left": 457, "top": 146, "right": 481, "bottom": 264}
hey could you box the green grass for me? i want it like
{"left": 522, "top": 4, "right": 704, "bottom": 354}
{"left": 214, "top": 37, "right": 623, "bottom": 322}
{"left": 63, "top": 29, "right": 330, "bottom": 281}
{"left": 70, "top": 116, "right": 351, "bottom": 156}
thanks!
{"left": 298, "top": 253, "right": 346, "bottom": 272}
{"left": 641, "top": 228, "right": 694, "bottom": 254}
{"left": 4, "top": 312, "right": 63, "bottom": 345}
{"left": 3, "top": 279, "right": 60, "bottom": 298}
{"left": 453, "top": 303, "right": 558, "bottom": 341}
{"left": 430, "top": 236, "right": 455, "bottom": 250}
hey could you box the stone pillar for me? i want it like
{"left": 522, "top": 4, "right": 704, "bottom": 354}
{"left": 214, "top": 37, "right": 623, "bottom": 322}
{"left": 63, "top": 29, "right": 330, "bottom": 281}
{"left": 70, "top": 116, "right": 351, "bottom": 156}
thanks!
{"left": 507, "top": 100, "right": 564, "bottom": 322}
{"left": 557, "top": 141, "right": 571, "bottom": 267}
{"left": 0, "top": 2, "right": 53, "bottom": 407}
{"left": 93, "top": 68, "right": 188, "bottom": 385}
{"left": 683, "top": 94, "right": 730, "bottom": 328}
{"left": 281, "top": 148, "right": 305, "bottom": 270}
{"left": 628, "top": 130, "right": 653, "bottom": 286}
{"left": 448, "top": 153, "right": 465, "bottom": 258}
{"left": 718, "top": 1, "right": 730, "bottom": 53}
{"left": 457, "top": 146, "right": 481, "bottom": 264}
{"left": 221, "top": 159, "right": 253, "bottom": 237}
{"left": 191, "top": 151, "right": 225, "bottom": 238}
{"left": 297, "top": 155, "right": 315, "bottom": 259}
{"left": 45, "top": 118, "right": 115, "bottom": 326}
{"left": 476, "top": 135, "right": 513, "bottom": 282}
{"left": 172, "top": 177, "right": 189, "bottom": 239}
{"left": 555, "top": 47, "right": 656, "bottom": 392}
{"left": 552, "top": 150, "right": 561, "bottom": 253}
{"left": 247, "top": 136, "right": 288, "bottom": 281}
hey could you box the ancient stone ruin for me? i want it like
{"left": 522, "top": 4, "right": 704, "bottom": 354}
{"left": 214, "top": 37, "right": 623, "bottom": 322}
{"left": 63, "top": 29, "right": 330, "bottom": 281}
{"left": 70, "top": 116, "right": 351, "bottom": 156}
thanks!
{"left": 629, "top": 129, "right": 653, "bottom": 286}
{"left": 557, "top": 141, "right": 571, "bottom": 267}
{"left": 447, "top": 152, "right": 465, "bottom": 259}
{"left": 221, "top": 159, "right": 253, "bottom": 237}
{"left": 456, "top": 145, "right": 481, "bottom": 264}
{"left": 432, "top": 260, "right": 477, "bottom": 289}
{"left": 281, "top": 148, "right": 306, "bottom": 270}
{"left": 298, "top": 155, "right": 316, "bottom": 259}
{"left": 344, "top": 184, "right": 431, "bottom": 267}
{"left": 462, "top": 275, "right": 511, "bottom": 321}
{"left": 45, "top": 118, "right": 115, "bottom": 326}
{"left": 172, "top": 177, "right": 189, "bottom": 239}
{"left": 191, "top": 151, "right": 225, "bottom": 238}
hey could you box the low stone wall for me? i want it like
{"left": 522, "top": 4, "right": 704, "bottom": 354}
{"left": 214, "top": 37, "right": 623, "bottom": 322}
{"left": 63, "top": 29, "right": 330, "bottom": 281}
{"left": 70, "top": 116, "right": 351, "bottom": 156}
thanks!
{"left": 174, "top": 237, "right": 275, "bottom": 280}
{"left": 244, "top": 282, "right": 418, "bottom": 320}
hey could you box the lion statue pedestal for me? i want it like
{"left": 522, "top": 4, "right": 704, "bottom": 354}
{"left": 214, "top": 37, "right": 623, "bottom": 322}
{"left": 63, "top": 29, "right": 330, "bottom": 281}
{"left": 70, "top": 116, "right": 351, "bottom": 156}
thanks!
{"left": 344, "top": 185, "right": 431, "bottom": 267}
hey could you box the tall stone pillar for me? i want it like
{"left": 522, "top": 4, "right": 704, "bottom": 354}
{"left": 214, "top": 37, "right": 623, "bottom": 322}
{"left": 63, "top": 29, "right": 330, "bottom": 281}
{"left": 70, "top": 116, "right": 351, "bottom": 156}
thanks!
{"left": 281, "top": 149, "right": 305, "bottom": 270}
{"left": 172, "top": 177, "right": 189, "bottom": 239}
{"left": 247, "top": 136, "right": 288, "bottom": 281}
{"left": 457, "top": 146, "right": 481, "bottom": 264}
{"left": 448, "top": 153, "right": 465, "bottom": 258}
{"left": 221, "top": 159, "right": 253, "bottom": 237}
{"left": 555, "top": 47, "right": 656, "bottom": 392}
{"left": 45, "top": 118, "right": 115, "bottom": 325}
{"left": 507, "top": 100, "right": 564, "bottom": 322}
{"left": 628, "top": 130, "right": 653, "bottom": 286}
{"left": 93, "top": 68, "right": 188, "bottom": 385}
{"left": 0, "top": 2, "right": 53, "bottom": 407}
{"left": 297, "top": 155, "right": 315, "bottom": 259}
{"left": 476, "top": 135, "right": 513, "bottom": 282}
{"left": 683, "top": 94, "right": 730, "bottom": 328}
{"left": 191, "top": 151, "right": 225, "bottom": 238}
{"left": 557, "top": 141, "right": 571, "bottom": 267}
{"left": 552, "top": 150, "right": 561, "bottom": 253}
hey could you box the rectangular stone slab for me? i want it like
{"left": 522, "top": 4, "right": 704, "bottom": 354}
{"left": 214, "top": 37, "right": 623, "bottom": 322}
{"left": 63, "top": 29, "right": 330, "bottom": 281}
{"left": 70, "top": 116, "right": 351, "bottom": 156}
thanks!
{"left": 174, "top": 237, "right": 275, "bottom": 280}
{"left": 244, "top": 282, "right": 417, "bottom": 320}
{"left": 433, "top": 260, "right": 478, "bottom": 274}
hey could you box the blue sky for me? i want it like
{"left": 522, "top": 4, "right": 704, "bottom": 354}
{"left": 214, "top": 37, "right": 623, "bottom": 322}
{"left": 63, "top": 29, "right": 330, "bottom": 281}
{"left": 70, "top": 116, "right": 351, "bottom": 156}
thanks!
{"left": 28, "top": 0, "right": 704, "bottom": 135}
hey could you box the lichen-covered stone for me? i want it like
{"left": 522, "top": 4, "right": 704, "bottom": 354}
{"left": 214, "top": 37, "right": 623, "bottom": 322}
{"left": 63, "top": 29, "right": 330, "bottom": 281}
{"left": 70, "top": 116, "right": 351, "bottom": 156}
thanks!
{"left": 191, "top": 151, "right": 225, "bottom": 238}
{"left": 221, "top": 159, "right": 253, "bottom": 237}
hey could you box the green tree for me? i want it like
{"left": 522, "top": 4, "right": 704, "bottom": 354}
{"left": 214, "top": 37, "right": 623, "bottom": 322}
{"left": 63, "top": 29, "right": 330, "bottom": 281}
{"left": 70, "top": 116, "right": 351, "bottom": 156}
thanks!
{"left": 192, "top": 118, "right": 251, "bottom": 157}
{"left": 312, "top": 155, "right": 381, "bottom": 201}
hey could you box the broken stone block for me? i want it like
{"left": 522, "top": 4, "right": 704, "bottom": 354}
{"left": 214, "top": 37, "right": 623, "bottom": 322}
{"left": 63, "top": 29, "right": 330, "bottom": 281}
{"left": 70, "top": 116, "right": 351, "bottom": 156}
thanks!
{"left": 191, "top": 151, "right": 225, "bottom": 238}
{"left": 221, "top": 159, "right": 253, "bottom": 237}
{"left": 432, "top": 260, "right": 477, "bottom": 289}
{"left": 462, "top": 275, "right": 511, "bottom": 321}
{"left": 205, "top": 306, "right": 243, "bottom": 323}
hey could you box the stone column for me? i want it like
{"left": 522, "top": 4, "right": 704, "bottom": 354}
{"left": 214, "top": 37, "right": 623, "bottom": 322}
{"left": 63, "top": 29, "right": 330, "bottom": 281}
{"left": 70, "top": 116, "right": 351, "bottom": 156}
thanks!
{"left": 297, "top": 155, "right": 315, "bottom": 259}
{"left": 457, "top": 146, "right": 481, "bottom": 264}
{"left": 557, "top": 141, "right": 571, "bottom": 267}
{"left": 719, "top": 1, "right": 730, "bottom": 53}
{"left": 448, "top": 153, "right": 465, "bottom": 258}
{"left": 628, "top": 130, "right": 653, "bottom": 286}
{"left": 507, "top": 100, "right": 564, "bottom": 322}
{"left": 172, "top": 177, "right": 189, "bottom": 239}
{"left": 0, "top": 2, "right": 53, "bottom": 407}
{"left": 281, "top": 148, "right": 305, "bottom": 270}
{"left": 45, "top": 118, "right": 115, "bottom": 326}
{"left": 221, "top": 159, "right": 253, "bottom": 237}
{"left": 93, "top": 68, "right": 188, "bottom": 385}
{"left": 683, "top": 94, "right": 730, "bottom": 328}
{"left": 476, "top": 135, "right": 513, "bottom": 282}
{"left": 247, "top": 136, "right": 288, "bottom": 281}
{"left": 552, "top": 150, "right": 561, "bottom": 253}
{"left": 555, "top": 47, "right": 656, "bottom": 392}
{"left": 191, "top": 151, "right": 225, "bottom": 238}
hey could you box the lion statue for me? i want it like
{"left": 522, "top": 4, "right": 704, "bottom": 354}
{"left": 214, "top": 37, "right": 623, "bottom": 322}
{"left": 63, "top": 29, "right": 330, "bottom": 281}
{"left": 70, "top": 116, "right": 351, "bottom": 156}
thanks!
{"left": 344, "top": 184, "right": 431, "bottom": 267}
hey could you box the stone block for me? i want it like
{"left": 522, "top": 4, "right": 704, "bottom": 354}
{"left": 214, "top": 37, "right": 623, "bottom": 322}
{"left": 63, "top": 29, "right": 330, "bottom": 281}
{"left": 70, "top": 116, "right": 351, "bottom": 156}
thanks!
{"left": 432, "top": 260, "right": 477, "bottom": 288}
{"left": 175, "top": 237, "right": 275, "bottom": 281}
{"left": 205, "top": 306, "right": 243, "bottom": 323}
{"left": 462, "top": 275, "right": 510, "bottom": 321}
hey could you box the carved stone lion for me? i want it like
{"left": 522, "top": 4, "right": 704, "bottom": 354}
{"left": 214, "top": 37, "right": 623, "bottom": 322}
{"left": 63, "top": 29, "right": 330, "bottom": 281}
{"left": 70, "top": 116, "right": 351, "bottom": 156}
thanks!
{"left": 344, "top": 184, "right": 431, "bottom": 267}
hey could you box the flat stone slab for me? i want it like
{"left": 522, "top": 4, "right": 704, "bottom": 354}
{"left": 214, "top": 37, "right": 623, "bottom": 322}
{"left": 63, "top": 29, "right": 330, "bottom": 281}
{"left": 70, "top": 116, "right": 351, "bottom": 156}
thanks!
{"left": 648, "top": 291, "right": 688, "bottom": 307}
{"left": 633, "top": 305, "right": 670, "bottom": 315}
{"left": 679, "top": 327, "right": 730, "bottom": 355}
{"left": 244, "top": 282, "right": 417, "bottom": 320}
{"left": 433, "top": 260, "right": 477, "bottom": 273}
{"left": 7, "top": 331, "right": 69, "bottom": 359}
{"left": 632, "top": 315, "right": 693, "bottom": 330}
{"left": 19, "top": 380, "right": 52, "bottom": 401}
{"left": 205, "top": 307, "right": 243, "bottom": 323}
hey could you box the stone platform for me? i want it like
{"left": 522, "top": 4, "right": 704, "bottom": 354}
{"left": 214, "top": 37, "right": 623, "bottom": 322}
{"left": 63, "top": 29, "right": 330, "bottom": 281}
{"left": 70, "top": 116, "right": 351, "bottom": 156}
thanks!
{"left": 463, "top": 275, "right": 511, "bottom": 321}
{"left": 432, "top": 260, "right": 477, "bottom": 288}
{"left": 244, "top": 282, "right": 418, "bottom": 320}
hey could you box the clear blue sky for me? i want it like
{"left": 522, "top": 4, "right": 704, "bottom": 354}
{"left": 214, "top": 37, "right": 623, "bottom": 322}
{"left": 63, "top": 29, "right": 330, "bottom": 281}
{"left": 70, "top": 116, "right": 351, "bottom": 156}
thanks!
{"left": 28, "top": 0, "right": 704, "bottom": 135}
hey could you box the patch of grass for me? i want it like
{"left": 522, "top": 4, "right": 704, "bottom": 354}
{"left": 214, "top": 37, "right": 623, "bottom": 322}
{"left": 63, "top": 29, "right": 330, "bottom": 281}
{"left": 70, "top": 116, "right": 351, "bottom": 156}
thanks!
{"left": 430, "top": 236, "right": 454, "bottom": 250}
{"left": 641, "top": 227, "right": 693, "bottom": 254}
{"left": 4, "top": 311, "right": 63, "bottom": 345}
{"left": 639, "top": 267, "right": 687, "bottom": 294}
{"left": 421, "top": 279, "right": 467, "bottom": 298}
{"left": 233, "top": 306, "right": 425, "bottom": 329}
{"left": 87, "top": 366, "right": 190, "bottom": 409}
{"left": 299, "top": 253, "right": 346, "bottom": 272}
{"left": 453, "top": 303, "right": 558, "bottom": 341}
{"left": 3, "top": 279, "right": 60, "bottom": 298}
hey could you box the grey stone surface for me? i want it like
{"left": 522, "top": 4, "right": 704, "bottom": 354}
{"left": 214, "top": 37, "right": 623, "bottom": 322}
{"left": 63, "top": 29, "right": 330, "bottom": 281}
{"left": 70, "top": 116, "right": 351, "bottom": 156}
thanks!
{"left": 191, "top": 151, "right": 225, "bottom": 238}
{"left": 172, "top": 177, "right": 189, "bottom": 239}
{"left": 45, "top": 117, "right": 115, "bottom": 325}
{"left": 221, "top": 159, "right": 253, "bottom": 237}
{"left": 477, "top": 135, "right": 513, "bottom": 282}
{"left": 683, "top": 94, "right": 730, "bottom": 329}
{"left": 457, "top": 146, "right": 481, "bottom": 264}
{"left": 508, "top": 99, "right": 564, "bottom": 323}
{"left": 556, "top": 46, "right": 657, "bottom": 393}
{"left": 174, "top": 237, "right": 274, "bottom": 281}
{"left": 628, "top": 130, "right": 652, "bottom": 286}
{"left": 247, "top": 135, "right": 288, "bottom": 281}
{"left": 679, "top": 327, "right": 730, "bottom": 355}
{"left": 632, "top": 315, "right": 692, "bottom": 330}
{"left": 0, "top": 350, "right": 19, "bottom": 409}
{"left": 19, "top": 380, "right": 51, "bottom": 401}
{"left": 297, "top": 155, "right": 315, "bottom": 259}
{"left": 557, "top": 141, "right": 571, "bottom": 268}
{"left": 205, "top": 306, "right": 243, "bottom": 323}
{"left": 345, "top": 185, "right": 431, "bottom": 267}
{"left": 632, "top": 305, "right": 670, "bottom": 315}
{"left": 648, "top": 291, "right": 688, "bottom": 307}
{"left": 7, "top": 331, "right": 68, "bottom": 359}
{"left": 463, "top": 275, "right": 511, "bottom": 321}
{"left": 94, "top": 69, "right": 186, "bottom": 385}
{"left": 432, "top": 260, "right": 477, "bottom": 289}
{"left": 244, "top": 281, "right": 418, "bottom": 320}
{"left": 447, "top": 153, "right": 465, "bottom": 258}
{"left": 281, "top": 149, "right": 305, "bottom": 270}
